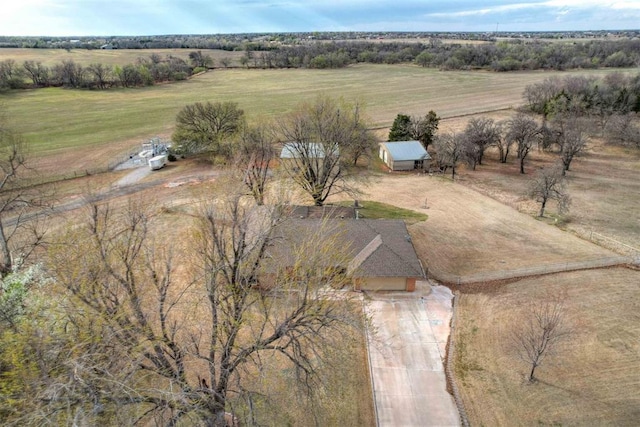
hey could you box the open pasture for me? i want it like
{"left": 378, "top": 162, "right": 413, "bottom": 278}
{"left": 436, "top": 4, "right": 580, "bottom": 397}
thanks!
{"left": 441, "top": 136, "right": 640, "bottom": 256}
{"left": 1, "top": 62, "right": 627, "bottom": 178}
{"left": 0, "top": 47, "right": 244, "bottom": 68}
{"left": 454, "top": 268, "right": 640, "bottom": 426}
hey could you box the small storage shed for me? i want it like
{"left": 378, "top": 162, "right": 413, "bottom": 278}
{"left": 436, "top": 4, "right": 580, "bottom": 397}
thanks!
{"left": 379, "top": 140, "right": 431, "bottom": 171}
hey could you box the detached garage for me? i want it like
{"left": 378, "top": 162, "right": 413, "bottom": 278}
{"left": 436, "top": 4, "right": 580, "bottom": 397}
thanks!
{"left": 379, "top": 140, "right": 431, "bottom": 171}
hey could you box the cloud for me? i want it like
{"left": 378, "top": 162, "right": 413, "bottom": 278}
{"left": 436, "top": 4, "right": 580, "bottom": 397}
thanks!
{"left": 0, "top": 0, "right": 638, "bottom": 36}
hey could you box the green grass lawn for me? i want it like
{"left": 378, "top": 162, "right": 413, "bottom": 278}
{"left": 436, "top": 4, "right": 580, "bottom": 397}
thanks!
{"left": 1, "top": 63, "right": 629, "bottom": 171}
{"left": 336, "top": 200, "right": 428, "bottom": 223}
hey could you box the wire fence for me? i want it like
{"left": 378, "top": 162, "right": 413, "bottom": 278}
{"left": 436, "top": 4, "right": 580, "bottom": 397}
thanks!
{"left": 429, "top": 255, "right": 634, "bottom": 286}
{"left": 13, "top": 150, "right": 139, "bottom": 191}
{"left": 572, "top": 229, "right": 640, "bottom": 259}
{"left": 444, "top": 292, "right": 470, "bottom": 427}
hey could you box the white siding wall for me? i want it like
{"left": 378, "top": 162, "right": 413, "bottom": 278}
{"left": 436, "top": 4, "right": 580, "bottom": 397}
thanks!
{"left": 391, "top": 160, "right": 416, "bottom": 171}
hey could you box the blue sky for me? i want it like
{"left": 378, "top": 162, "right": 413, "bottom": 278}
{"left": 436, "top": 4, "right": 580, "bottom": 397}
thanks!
{"left": 2, "top": 1, "right": 639, "bottom": 37}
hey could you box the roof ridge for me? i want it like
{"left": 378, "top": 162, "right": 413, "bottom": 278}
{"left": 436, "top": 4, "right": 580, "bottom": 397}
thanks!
{"left": 376, "top": 239, "right": 423, "bottom": 277}
{"left": 347, "top": 234, "right": 382, "bottom": 274}
{"left": 363, "top": 219, "right": 423, "bottom": 277}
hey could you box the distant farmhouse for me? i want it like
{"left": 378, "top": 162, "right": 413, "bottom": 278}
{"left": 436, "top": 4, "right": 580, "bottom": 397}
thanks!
{"left": 379, "top": 140, "right": 431, "bottom": 171}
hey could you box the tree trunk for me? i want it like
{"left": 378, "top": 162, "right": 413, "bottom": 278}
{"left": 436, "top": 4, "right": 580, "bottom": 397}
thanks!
{"left": 528, "top": 363, "right": 537, "bottom": 382}
{"left": 502, "top": 147, "right": 510, "bottom": 163}
{"left": 0, "top": 225, "right": 11, "bottom": 277}
{"left": 539, "top": 199, "right": 547, "bottom": 217}
{"left": 520, "top": 157, "right": 526, "bottom": 174}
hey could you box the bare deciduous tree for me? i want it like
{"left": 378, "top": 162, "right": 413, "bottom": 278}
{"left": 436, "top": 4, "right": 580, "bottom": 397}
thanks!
{"left": 234, "top": 122, "right": 276, "bottom": 205}
{"left": 527, "top": 165, "right": 571, "bottom": 217}
{"left": 511, "top": 293, "right": 572, "bottom": 382}
{"left": 433, "top": 132, "right": 465, "bottom": 180}
{"left": 278, "top": 96, "right": 370, "bottom": 206}
{"left": 343, "top": 102, "right": 377, "bottom": 166}
{"left": 189, "top": 50, "right": 213, "bottom": 68}
{"left": 22, "top": 60, "right": 50, "bottom": 87}
{"left": 0, "top": 123, "right": 51, "bottom": 277}
{"left": 0, "top": 59, "right": 23, "bottom": 89}
{"left": 523, "top": 77, "right": 562, "bottom": 115}
{"left": 604, "top": 113, "right": 640, "bottom": 148}
{"left": 43, "top": 194, "right": 359, "bottom": 426}
{"left": 87, "top": 62, "right": 112, "bottom": 89}
{"left": 461, "top": 117, "right": 501, "bottom": 169}
{"left": 556, "top": 118, "right": 588, "bottom": 175}
{"left": 506, "top": 113, "right": 539, "bottom": 174}
{"left": 53, "top": 59, "right": 85, "bottom": 88}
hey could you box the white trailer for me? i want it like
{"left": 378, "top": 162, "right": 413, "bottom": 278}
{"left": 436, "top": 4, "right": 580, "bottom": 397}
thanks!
{"left": 148, "top": 155, "right": 167, "bottom": 170}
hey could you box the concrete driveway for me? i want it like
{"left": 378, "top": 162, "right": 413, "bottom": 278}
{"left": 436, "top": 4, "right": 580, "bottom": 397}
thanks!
{"left": 365, "top": 282, "right": 460, "bottom": 427}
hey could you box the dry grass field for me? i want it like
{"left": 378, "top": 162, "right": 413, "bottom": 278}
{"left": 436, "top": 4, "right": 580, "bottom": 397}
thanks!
{"left": 3, "top": 48, "right": 639, "bottom": 424}
{"left": 332, "top": 173, "right": 619, "bottom": 281}
{"left": 0, "top": 48, "right": 245, "bottom": 68}
{"left": 435, "top": 113, "right": 640, "bottom": 254}
{"left": 454, "top": 268, "right": 640, "bottom": 426}
{"left": 41, "top": 173, "right": 376, "bottom": 427}
{"left": 1, "top": 58, "right": 629, "bottom": 179}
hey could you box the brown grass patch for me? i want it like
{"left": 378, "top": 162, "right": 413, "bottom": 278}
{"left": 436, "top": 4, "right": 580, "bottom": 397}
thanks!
{"left": 332, "top": 173, "right": 616, "bottom": 281}
{"left": 455, "top": 268, "right": 640, "bottom": 426}
{"left": 450, "top": 132, "right": 640, "bottom": 253}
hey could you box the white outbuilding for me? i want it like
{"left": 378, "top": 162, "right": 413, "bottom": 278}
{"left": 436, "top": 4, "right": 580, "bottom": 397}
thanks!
{"left": 379, "top": 140, "right": 431, "bottom": 171}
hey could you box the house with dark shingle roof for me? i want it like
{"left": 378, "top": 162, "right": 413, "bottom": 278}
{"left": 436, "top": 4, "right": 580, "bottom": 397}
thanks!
{"left": 379, "top": 140, "right": 431, "bottom": 171}
{"left": 265, "top": 218, "right": 424, "bottom": 292}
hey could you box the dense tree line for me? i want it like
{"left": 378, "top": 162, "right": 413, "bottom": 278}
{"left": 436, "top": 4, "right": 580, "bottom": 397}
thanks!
{"left": 228, "top": 38, "right": 640, "bottom": 70}
{"left": 2, "top": 36, "right": 639, "bottom": 86}
{"left": 524, "top": 72, "right": 640, "bottom": 147}
{"left": 0, "top": 53, "right": 198, "bottom": 90}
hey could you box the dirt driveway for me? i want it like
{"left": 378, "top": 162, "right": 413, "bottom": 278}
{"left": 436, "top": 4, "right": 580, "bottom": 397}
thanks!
{"left": 366, "top": 282, "right": 460, "bottom": 426}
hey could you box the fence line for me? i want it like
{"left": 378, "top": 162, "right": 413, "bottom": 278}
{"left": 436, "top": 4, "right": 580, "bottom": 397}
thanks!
{"left": 445, "top": 292, "right": 470, "bottom": 427}
{"left": 13, "top": 150, "right": 139, "bottom": 191}
{"left": 429, "top": 255, "right": 634, "bottom": 285}
{"left": 572, "top": 228, "right": 640, "bottom": 259}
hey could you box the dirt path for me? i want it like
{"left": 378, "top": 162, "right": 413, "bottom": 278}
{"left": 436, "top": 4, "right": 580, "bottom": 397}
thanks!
{"left": 115, "top": 165, "right": 152, "bottom": 187}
